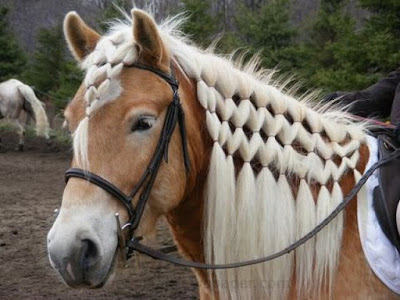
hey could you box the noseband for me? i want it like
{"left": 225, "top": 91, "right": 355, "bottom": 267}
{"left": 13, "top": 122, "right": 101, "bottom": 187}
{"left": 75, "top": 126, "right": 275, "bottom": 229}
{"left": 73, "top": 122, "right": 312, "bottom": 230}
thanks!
{"left": 65, "top": 62, "right": 191, "bottom": 260}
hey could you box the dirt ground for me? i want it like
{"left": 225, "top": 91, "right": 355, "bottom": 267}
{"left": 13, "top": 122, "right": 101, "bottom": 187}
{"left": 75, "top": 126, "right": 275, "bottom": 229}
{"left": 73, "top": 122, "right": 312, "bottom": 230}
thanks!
{"left": 0, "top": 132, "right": 198, "bottom": 300}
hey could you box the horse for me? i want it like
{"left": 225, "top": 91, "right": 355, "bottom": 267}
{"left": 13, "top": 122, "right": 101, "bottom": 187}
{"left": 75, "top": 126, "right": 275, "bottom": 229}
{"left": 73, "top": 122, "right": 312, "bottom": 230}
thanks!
{"left": 47, "top": 9, "right": 399, "bottom": 299}
{"left": 0, "top": 79, "right": 50, "bottom": 150}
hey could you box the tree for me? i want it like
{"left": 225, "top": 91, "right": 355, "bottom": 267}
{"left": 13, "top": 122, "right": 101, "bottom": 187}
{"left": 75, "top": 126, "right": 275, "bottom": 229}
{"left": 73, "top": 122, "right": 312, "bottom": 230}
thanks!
{"left": 98, "top": 0, "right": 132, "bottom": 32}
{"left": 299, "top": 0, "right": 400, "bottom": 93}
{"left": 298, "top": 0, "right": 373, "bottom": 92}
{"left": 358, "top": 0, "right": 400, "bottom": 74}
{"left": 180, "top": 0, "right": 220, "bottom": 47}
{"left": 51, "top": 61, "right": 83, "bottom": 110}
{"left": 234, "top": 0, "right": 300, "bottom": 74}
{"left": 25, "top": 25, "right": 65, "bottom": 92}
{"left": 25, "top": 25, "right": 82, "bottom": 110}
{"left": 0, "top": 6, "right": 26, "bottom": 82}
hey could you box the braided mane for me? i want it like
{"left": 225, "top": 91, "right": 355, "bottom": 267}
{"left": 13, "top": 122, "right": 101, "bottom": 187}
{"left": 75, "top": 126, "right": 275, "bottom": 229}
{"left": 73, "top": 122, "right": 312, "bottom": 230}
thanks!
{"left": 73, "top": 13, "right": 368, "bottom": 299}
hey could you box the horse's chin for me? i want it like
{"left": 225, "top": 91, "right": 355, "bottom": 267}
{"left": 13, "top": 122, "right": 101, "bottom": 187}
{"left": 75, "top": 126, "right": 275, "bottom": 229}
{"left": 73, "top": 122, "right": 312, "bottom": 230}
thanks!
{"left": 89, "top": 248, "right": 119, "bottom": 289}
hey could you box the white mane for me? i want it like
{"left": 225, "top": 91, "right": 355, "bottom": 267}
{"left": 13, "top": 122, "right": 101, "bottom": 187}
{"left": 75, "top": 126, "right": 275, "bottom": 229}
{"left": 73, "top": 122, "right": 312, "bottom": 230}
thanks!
{"left": 73, "top": 12, "right": 368, "bottom": 299}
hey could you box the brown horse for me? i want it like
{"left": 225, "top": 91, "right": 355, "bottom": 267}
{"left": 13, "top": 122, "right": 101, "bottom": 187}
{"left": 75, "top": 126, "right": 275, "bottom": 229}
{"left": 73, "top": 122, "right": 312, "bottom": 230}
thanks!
{"left": 47, "top": 9, "right": 398, "bottom": 299}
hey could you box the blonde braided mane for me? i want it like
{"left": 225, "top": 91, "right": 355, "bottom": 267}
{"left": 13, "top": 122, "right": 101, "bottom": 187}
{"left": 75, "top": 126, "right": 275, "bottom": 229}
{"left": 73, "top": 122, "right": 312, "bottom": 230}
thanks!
{"left": 73, "top": 13, "right": 368, "bottom": 299}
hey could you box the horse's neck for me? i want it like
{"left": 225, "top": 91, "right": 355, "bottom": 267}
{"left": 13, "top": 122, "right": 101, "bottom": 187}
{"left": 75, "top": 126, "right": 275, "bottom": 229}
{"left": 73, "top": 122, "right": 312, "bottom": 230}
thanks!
{"left": 165, "top": 67, "right": 211, "bottom": 287}
{"left": 165, "top": 175, "right": 208, "bottom": 280}
{"left": 163, "top": 58, "right": 379, "bottom": 297}
{"left": 165, "top": 146, "right": 210, "bottom": 292}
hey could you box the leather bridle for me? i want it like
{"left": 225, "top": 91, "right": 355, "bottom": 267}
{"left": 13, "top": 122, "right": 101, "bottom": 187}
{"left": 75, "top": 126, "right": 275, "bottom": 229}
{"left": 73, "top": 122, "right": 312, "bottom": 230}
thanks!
{"left": 65, "top": 62, "right": 190, "bottom": 259}
{"left": 64, "top": 62, "right": 400, "bottom": 269}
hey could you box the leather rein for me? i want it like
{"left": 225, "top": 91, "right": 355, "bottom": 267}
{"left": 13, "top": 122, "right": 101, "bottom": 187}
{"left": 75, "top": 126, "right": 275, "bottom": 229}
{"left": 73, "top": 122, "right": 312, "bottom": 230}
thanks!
{"left": 64, "top": 63, "right": 400, "bottom": 269}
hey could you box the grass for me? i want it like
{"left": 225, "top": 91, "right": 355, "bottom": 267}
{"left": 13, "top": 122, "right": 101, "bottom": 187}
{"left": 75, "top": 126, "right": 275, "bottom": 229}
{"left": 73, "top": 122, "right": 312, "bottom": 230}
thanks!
{"left": 0, "top": 121, "right": 19, "bottom": 133}
{"left": 0, "top": 120, "right": 71, "bottom": 147}
{"left": 50, "top": 127, "right": 71, "bottom": 146}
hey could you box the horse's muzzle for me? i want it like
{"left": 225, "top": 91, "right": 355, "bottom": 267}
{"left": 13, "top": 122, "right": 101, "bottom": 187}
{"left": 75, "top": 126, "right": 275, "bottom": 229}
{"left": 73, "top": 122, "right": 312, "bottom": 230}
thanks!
{"left": 47, "top": 207, "right": 118, "bottom": 288}
{"left": 48, "top": 236, "right": 102, "bottom": 287}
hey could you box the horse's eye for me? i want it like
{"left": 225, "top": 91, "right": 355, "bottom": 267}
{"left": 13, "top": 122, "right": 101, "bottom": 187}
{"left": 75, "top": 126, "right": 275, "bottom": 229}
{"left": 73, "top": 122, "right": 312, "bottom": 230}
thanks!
{"left": 132, "top": 117, "right": 155, "bottom": 132}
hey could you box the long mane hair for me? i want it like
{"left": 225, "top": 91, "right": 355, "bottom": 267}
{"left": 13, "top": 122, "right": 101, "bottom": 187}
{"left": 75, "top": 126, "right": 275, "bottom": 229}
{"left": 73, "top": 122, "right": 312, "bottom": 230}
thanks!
{"left": 73, "top": 12, "right": 369, "bottom": 299}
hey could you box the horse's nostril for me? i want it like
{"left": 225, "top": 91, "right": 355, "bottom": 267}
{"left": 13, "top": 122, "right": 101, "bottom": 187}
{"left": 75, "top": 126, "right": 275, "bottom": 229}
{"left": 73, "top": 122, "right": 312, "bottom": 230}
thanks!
{"left": 80, "top": 239, "right": 98, "bottom": 272}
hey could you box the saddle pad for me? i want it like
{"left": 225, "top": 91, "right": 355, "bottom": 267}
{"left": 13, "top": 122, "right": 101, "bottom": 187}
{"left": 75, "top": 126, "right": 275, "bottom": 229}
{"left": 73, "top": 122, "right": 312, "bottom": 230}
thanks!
{"left": 358, "top": 135, "right": 400, "bottom": 294}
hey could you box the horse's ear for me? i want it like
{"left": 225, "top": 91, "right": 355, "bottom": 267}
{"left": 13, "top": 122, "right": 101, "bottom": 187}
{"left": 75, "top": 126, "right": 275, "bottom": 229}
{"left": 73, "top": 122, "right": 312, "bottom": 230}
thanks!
{"left": 132, "top": 9, "right": 170, "bottom": 72}
{"left": 64, "top": 11, "right": 100, "bottom": 61}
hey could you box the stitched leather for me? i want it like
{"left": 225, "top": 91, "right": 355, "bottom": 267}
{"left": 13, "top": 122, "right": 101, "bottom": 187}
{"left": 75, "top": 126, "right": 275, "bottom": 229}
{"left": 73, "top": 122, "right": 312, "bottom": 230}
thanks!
{"left": 373, "top": 134, "right": 400, "bottom": 253}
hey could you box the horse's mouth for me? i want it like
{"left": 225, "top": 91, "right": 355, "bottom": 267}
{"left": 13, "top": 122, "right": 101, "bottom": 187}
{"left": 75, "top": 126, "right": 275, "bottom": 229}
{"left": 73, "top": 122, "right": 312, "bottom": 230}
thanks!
{"left": 89, "top": 247, "right": 119, "bottom": 289}
{"left": 57, "top": 246, "right": 119, "bottom": 289}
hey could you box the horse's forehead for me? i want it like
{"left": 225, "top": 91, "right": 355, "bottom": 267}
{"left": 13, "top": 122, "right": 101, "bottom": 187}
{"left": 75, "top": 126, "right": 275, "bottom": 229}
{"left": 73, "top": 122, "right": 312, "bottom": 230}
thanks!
{"left": 119, "top": 68, "right": 173, "bottom": 104}
{"left": 67, "top": 68, "right": 171, "bottom": 125}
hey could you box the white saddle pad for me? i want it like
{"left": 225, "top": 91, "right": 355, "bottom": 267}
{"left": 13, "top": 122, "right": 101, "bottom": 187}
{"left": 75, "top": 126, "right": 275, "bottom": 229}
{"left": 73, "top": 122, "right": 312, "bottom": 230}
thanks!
{"left": 358, "top": 135, "right": 400, "bottom": 294}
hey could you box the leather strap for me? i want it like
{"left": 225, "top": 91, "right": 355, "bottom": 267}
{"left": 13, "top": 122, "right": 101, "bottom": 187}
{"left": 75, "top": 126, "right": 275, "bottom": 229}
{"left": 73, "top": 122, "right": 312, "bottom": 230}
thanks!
{"left": 127, "top": 148, "right": 400, "bottom": 269}
{"left": 129, "top": 63, "right": 179, "bottom": 90}
{"left": 373, "top": 134, "right": 400, "bottom": 252}
{"left": 65, "top": 168, "right": 134, "bottom": 219}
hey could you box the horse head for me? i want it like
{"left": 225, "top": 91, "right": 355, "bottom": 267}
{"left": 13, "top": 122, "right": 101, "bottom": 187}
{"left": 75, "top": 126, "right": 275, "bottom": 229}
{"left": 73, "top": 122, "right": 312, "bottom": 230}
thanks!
{"left": 47, "top": 10, "right": 207, "bottom": 288}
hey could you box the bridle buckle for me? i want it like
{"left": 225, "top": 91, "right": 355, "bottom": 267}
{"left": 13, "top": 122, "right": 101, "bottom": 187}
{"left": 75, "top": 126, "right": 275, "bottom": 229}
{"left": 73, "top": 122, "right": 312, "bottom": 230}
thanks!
{"left": 114, "top": 213, "right": 131, "bottom": 265}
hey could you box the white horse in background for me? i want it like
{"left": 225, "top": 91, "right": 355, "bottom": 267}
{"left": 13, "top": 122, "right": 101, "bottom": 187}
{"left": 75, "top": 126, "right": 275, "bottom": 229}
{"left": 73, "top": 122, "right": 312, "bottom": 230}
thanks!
{"left": 0, "top": 79, "right": 50, "bottom": 150}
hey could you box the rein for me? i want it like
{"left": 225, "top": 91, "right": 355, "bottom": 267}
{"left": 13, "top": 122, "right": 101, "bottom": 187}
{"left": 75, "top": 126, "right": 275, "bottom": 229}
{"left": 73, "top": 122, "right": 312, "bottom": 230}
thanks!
{"left": 129, "top": 149, "right": 400, "bottom": 269}
{"left": 64, "top": 63, "right": 400, "bottom": 270}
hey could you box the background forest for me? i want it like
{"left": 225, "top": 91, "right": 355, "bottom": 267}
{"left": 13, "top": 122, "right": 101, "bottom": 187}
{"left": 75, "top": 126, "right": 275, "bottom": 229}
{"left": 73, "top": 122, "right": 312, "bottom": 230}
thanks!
{"left": 0, "top": 0, "right": 399, "bottom": 111}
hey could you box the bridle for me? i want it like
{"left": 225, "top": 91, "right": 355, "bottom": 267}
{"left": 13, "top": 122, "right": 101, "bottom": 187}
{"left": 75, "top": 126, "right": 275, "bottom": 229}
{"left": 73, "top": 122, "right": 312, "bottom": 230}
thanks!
{"left": 65, "top": 62, "right": 190, "bottom": 259}
{"left": 64, "top": 62, "right": 400, "bottom": 270}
